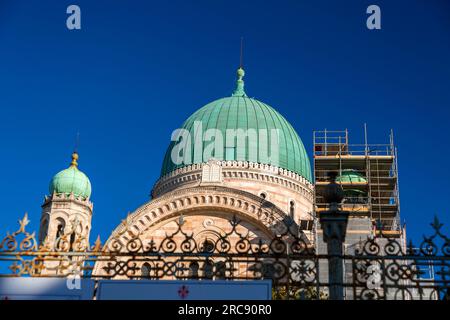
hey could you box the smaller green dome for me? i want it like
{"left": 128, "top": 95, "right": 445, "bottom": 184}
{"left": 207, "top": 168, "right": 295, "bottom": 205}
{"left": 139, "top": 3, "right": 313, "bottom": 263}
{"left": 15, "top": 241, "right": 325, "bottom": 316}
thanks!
{"left": 49, "top": 152, "right": 92, "bottom": 199}
{"left": 343, "top": 189, "right": 367, "bottom": 196}
{"left": 336, "top": 169, "right": 367, "bottom": 184}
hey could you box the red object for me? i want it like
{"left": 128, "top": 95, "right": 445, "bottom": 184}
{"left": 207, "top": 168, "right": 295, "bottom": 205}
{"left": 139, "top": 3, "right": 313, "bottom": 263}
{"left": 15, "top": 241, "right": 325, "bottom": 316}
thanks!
{"left": 178, "top": 285, "right": 189, "bottom": 299}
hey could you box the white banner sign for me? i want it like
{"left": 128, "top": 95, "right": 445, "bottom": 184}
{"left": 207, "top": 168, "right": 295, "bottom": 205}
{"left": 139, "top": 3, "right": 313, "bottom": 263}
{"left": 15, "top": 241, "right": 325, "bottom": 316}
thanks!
{"left": 0, "top": 278, "right": 95, "bottom": 300}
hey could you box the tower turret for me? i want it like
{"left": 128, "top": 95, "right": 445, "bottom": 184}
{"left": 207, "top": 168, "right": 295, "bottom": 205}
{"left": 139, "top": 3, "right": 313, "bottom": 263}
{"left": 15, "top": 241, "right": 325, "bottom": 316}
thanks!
{"left": 39, "top": 152, "right": 93, "bottom": 254}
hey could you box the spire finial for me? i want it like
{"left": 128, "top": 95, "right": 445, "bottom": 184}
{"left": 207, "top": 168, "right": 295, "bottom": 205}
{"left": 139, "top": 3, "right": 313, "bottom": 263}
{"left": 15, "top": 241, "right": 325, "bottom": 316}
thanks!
{"left": 240, "top": 37, "right": 244, "bottom": 68}
{"left": 70, "top": 151, "right": 79, "bottom": 168}
{"left": 70, "top": 132, "right": 80, "bottom": 168}
{"left": 232, "top": 66, "right": 246, "bottom": 97}
{"left": 233, "top": 38, "right": 247, "bottom": 97}
{"left": 74, "top": 131, "right": 80, "bottom": 153}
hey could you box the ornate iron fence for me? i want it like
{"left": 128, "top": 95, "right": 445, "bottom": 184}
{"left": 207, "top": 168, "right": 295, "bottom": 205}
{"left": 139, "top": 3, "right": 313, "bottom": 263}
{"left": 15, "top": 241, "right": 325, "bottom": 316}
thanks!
{"left": 0, "top": 213, "right": 449, "bottom": 300}
{"left": 349, "top": 217, "right": 449, "bottom": 300}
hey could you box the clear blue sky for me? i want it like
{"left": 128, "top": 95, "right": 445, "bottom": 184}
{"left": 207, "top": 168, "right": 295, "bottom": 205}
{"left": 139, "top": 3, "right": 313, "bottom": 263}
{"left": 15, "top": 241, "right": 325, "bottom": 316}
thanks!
{"left": 0, "top": 0, "right": 449, "bottom": 245}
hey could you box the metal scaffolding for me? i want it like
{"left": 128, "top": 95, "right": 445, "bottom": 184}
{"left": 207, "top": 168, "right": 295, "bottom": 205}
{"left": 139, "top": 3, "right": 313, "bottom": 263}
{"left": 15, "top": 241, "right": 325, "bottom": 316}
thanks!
{"left": 313, "top": 126, "right": 402, "bottom": 237}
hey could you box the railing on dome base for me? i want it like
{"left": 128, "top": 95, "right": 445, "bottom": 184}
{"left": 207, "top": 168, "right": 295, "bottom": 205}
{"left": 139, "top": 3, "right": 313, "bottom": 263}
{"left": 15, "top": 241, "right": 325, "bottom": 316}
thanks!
{"left": 0, "top": 213, "right": 449, "bottom": 300}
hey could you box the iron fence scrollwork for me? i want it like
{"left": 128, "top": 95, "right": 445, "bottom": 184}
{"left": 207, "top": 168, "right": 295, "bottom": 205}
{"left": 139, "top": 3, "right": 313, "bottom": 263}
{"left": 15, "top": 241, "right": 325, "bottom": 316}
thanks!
{"left": 0, "top": 213, "right": 449, "bottom": 300}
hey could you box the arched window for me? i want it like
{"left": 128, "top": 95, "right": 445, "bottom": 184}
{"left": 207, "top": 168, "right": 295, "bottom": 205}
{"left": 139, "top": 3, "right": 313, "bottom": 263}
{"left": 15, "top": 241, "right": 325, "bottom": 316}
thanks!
{"left": 188, "top": 262, "right": 199, "bottom": 279}
{"left": 141, "top": 263, "right": 151, "bottom": 279}
{"left": 289, "top": 201, "right": 295, "bottom": 218}
{"left": 39, "top": 218, "right": 49, "bottom": 244}
{"left": 69, "top": 232, "right": 76, "bottom": 250}
{"left": 215, "top": 261, "right": 226, "bottom": 279}
{"left": 69, "top": 221, "right": 82, "bottom": 251}
{"left": 203, "top": 260, "right": 214, "bottom": 279}
{"left": 262, "top": 263, "right": 276, "bottom": 279}
{"left": 55, "top": 218, "right": 66, "bottom": 239}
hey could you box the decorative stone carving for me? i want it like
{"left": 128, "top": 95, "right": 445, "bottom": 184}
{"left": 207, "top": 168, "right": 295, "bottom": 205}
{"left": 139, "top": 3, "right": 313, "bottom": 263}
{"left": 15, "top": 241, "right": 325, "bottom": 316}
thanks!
{"left": 109, "top": 186, "right": 291, "bottom": 240}
{"left": 203, "top": 218, "right": 214, "bottom": 228}
{"left": 39, "top": 192, "right": 93, "bottom": 253}
{"left": 152, "top": 160, "right": 314, "bottom": 202}
{"left": 200, "top": 159, "right": 223, "bottom": 185}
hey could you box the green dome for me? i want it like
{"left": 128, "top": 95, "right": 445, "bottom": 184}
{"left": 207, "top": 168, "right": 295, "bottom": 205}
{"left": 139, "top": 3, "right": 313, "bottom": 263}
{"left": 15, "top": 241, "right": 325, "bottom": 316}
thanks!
{"left": 343, "top": 189, "right": 367, "bottom": 196}
{"left": 336, "top": 170, "right": 367, "bottom": 184}
{"left": 49, "top": 152, "right": 92, "bottom": 199}
{"left": 160, "top": 68, "right": 312, "bottom": 182}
